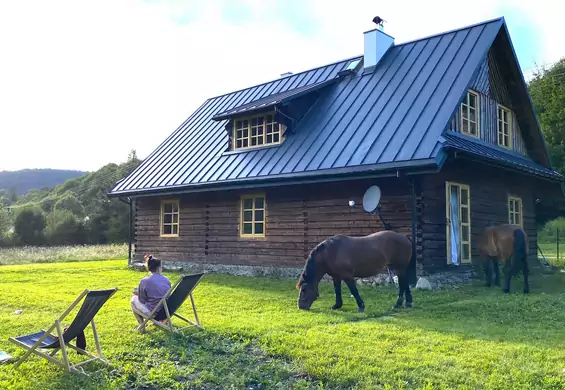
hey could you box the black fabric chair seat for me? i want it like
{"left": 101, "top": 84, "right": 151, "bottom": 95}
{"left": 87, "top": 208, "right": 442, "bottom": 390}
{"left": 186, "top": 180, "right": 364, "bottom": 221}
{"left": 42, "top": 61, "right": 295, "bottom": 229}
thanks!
{"left": 14, "top": 330, "right": 59, "bottom": 349}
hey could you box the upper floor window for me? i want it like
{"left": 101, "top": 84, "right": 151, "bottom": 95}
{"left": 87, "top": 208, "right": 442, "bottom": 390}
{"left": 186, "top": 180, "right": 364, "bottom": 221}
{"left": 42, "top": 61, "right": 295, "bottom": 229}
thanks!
{"left": 497, "top": 104, "right": 512, "bottom": 149}
{"left": 460, "top": 90, "right": 479, "bottom": 138}
{"left": 508, "top": 195, "right": 523, "bottom": 227}
{"left": 160, "top": 199, "right": 180, "bottom": 237}
{"left": 233, "top": 113, "right": 284, "bottom": 150}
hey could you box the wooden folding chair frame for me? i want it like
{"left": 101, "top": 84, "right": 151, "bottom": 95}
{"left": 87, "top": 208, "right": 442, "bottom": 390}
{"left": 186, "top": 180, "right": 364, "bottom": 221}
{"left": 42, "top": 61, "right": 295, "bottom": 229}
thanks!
{"left": 133, "top": 274, "right": 204, "bottom": 333}
{"left": 9, "top": 288, "right": 118, "bottom": 375}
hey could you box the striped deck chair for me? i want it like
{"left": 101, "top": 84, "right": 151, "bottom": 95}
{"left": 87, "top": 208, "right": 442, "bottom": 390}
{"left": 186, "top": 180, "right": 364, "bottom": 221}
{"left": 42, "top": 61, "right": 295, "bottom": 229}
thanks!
{"left": 133, "top": 273, "right": 205, "bottom": 333}
{"left": 9, "top": 288, "right": 118, "bottom": 374}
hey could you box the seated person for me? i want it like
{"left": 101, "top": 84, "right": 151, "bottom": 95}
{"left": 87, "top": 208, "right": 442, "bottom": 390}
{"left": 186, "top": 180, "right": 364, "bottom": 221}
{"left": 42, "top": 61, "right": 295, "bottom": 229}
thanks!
{"left": 130, "top": 254, "right": 171, "bottom": 332}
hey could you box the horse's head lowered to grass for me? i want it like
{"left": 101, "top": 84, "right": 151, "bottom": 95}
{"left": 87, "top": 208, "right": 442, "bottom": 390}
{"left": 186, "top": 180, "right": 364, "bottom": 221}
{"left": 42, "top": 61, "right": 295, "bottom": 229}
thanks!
{"left": 296, "top": 238, "right": 335, "bottom": 310}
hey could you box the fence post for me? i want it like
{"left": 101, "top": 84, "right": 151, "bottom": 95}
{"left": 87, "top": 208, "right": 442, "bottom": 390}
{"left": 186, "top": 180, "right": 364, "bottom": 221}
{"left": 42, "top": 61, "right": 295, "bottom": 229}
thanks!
{"left": 557, "top": 228, "right": 559, "bottom": 260}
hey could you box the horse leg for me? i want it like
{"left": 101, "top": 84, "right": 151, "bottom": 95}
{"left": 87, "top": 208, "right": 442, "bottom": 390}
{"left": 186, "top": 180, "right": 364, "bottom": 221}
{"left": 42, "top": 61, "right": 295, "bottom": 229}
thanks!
{"left": 393, "top": 274, "right": 406, "bottom": 310}
{"left": 331, "top": 278, "right": 343, "bottom": 310}
{"left": 484, "top": 259, "right": 492, "bottom": 287}
{"left": 503, "top": 260, "right": 512, "bottom": 294}
{"left": 344, "top": 279, "right": 365, "bottom": 313}
{"left": 404, "top": 276, "right": 413, "bottom": 308}
{"left": 522, "top": 256, "right": 530, "bottom": 294}
{"left": 492, "top": 258, "right": 500, "bottom": 286}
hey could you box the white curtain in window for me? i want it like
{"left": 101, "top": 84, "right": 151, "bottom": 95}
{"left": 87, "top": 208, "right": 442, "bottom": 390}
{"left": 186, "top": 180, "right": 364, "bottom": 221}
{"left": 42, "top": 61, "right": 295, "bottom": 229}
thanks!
{"left": 450, "top": 187, "right": 460, "bottom": 266}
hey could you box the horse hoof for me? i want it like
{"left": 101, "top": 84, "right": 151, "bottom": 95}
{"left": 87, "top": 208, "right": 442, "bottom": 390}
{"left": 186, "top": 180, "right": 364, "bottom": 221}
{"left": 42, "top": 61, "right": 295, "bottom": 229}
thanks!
{"left": 331, "top": 305, "right": 342, "bottom": 310}
{"left": 503, "top": 289, "right": 510, "bottom": 294}
{"left": 405, "top": 302, "right": 412, "bottom": 308}
{"left": 357, "top": 307, "right": 365, "bottom": 313}
{"left": 523, "top": 289, "right": 529, "bottom": 294}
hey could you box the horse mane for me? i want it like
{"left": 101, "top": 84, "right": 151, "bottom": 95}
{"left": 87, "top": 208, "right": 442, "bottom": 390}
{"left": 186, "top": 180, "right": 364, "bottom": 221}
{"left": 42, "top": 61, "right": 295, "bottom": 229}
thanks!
{"left": 296, "top": 235, "right": 342, "bottom": 290}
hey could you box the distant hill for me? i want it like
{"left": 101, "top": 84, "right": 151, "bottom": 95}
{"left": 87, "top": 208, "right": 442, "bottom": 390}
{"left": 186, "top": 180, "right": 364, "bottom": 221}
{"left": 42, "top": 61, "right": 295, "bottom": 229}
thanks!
{"left": 0, "top": 169, "right": 87, "bottom": 195}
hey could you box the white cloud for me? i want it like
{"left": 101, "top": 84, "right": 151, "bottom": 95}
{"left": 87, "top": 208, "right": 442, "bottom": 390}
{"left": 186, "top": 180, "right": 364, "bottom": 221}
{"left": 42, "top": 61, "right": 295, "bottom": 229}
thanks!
{"left": 0, "top": 0, "right": 562, "bottom": 172}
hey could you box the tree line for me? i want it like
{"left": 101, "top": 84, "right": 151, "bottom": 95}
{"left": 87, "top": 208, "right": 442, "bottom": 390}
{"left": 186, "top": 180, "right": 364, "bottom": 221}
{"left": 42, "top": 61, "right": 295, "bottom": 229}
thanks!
{"left": 0, "top": 150, "right": 141, "bottom": 247}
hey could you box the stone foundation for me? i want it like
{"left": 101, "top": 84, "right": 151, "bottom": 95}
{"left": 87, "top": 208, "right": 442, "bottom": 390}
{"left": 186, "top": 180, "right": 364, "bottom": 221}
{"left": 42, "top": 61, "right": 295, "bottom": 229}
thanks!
{"left": 130, "top": 260, "right": 477, "bottom": 290}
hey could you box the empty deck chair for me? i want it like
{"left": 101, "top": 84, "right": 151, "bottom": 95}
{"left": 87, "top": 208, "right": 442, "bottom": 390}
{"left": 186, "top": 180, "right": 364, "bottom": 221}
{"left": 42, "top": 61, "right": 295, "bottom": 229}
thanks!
{"left": 9, "top": 288, "right": 118, "bottom": 374}
{"left": 133, "top": 273, "right": 205, "bottom": 333}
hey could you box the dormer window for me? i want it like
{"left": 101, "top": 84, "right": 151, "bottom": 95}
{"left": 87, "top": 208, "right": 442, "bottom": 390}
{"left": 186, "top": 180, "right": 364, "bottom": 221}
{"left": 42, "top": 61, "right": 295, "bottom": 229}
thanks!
{"left": 233, "top": 113, "right": 284, "bottom": 150}
{"left": 460, "top": 90, "right": 479, "bottom": 138}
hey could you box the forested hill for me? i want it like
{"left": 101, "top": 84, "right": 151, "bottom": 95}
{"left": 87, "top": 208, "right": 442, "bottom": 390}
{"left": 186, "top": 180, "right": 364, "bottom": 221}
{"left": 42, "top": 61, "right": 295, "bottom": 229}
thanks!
{"left": 0, "top": 150, "right": 142, "bottom": 246}
{"left": 0, "top": 169, "right": 87, "bottom": 196}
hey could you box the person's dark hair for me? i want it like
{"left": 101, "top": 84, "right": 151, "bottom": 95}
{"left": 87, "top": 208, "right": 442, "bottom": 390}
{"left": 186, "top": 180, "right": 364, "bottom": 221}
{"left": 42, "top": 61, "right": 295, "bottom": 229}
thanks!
{"left": 144, "top": 254, "right": 162, "bottom": 273}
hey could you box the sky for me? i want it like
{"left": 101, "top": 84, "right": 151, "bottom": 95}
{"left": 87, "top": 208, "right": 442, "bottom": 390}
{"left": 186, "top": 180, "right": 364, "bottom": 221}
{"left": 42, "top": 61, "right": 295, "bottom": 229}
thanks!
{"left": 0, "top": 0, "right": 563, "bottom": 172}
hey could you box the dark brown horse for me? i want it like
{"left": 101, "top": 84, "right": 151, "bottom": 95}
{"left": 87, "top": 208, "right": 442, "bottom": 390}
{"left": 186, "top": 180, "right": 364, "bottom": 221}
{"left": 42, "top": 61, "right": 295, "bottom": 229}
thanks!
{"left": 477, "top": 224, "right": 529, "bottom": 294}
{"left": 295, "top": 230, "right": 415, "bottom": 312}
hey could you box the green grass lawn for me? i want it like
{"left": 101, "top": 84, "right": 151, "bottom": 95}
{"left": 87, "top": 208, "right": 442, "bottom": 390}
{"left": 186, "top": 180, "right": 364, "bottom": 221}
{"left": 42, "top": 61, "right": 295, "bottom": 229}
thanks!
{"left": 1, "top": 260, "right": 565, "bottom": 389}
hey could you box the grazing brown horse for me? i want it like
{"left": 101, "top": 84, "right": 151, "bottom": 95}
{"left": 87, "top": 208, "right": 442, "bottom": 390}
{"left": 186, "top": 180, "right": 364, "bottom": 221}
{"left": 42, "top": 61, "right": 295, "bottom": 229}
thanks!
{"left": 295, "top": 230, "right": 415, "bottom": 312}
{"left": 477, "top": 224, "right": 529, "bottom": 294}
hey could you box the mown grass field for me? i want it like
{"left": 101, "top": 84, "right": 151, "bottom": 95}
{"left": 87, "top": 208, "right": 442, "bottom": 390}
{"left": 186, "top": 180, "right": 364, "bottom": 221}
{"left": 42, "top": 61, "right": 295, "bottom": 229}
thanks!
{"left": 1, "top": 257, "right": 565, "bottom": 389}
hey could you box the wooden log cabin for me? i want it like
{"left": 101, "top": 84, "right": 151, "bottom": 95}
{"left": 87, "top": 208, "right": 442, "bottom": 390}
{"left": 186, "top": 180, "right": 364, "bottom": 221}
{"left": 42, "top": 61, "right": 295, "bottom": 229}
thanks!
{"left": 109, "top": 17, "right": 564, "bottom": 282}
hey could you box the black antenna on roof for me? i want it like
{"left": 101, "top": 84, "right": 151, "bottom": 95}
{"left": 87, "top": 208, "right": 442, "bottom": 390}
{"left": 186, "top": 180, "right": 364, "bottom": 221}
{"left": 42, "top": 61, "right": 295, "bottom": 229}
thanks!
{"left": 372, "top": 16, "right": 386, "bottom": 30}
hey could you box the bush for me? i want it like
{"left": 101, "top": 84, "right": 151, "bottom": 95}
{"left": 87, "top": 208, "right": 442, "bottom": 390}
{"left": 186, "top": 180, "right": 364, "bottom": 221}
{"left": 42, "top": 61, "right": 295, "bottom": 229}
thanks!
{"left": 45, "top": 209, "right": 87, "bottom": 245}
{"left": 538, "top": 217, "right": 565, "bottom": 243}
{"left": 13, "top": 207, "right": 46, "bottom": 245}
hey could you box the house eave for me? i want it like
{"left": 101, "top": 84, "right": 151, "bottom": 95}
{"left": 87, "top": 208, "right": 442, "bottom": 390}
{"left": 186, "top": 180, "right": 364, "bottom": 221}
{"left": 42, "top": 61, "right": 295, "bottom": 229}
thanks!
{"left": 444, "top": 148, "right": 564, "bottom": 183}
{"left": 107, "top": 158, "right": 442, "bottom": 199}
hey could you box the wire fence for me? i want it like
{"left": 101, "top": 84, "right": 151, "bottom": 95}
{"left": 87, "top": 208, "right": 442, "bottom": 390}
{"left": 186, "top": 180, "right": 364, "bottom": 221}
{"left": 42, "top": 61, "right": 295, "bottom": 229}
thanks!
{"left": 538, "top": 227, "right": 565, "bottom": 267}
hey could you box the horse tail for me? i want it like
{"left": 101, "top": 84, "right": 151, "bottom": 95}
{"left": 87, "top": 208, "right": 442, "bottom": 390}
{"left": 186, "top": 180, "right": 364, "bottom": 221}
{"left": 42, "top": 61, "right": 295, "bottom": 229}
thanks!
{"left": 405, "top": 235, "right": 417, "bottom": 285}
{"left": 513, "top": 228, "right": 527, "bottom": 263}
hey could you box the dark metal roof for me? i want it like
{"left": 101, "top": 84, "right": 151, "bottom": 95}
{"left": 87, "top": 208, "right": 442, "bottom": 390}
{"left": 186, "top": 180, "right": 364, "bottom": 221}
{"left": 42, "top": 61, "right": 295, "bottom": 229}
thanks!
{"left": 440, "top": 132, "right": 564, "bottom": 180}
{"left": 109, "top": 17, "right": 560, "bottom": 197}
{"left": 212, "top": 78, "right": 338, "bottom": 121}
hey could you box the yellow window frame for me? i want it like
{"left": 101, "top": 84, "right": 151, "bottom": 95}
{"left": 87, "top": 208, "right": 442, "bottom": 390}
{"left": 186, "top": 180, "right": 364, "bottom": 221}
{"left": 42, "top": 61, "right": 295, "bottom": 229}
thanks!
{"left": 445, "top": 181, "right": 472, "bottom": 264}
{"left": 460, "top": 90, "right": 480, "bottom": 138}
{"left": 160, "top": 199, "right": 180, "bottom": 238}
{"left": 497, "top": 103, "right": 513, "bottom": 150}
{"left": 233, "top": 113, "right": 285, "bottom": 151}
{"left": 240, "top": 193, "right": 266, "bottom": 238}
{"left": 508, "top": 195, "right": 523, "bottom": 227}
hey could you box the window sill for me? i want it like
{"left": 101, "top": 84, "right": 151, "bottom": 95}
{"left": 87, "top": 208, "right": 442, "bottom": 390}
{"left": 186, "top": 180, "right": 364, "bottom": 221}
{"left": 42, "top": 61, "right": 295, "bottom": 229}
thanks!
{"left": 222, "top": 143, "right": 282, "bottom": 156}
{"left": 160, "top": 234, "right": 180, "bottom": 238}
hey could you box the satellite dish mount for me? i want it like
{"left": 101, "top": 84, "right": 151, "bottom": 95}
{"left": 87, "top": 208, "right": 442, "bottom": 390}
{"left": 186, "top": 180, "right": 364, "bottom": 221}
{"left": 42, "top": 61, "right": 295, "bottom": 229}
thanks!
{"left": 362, "top": 185, "right": 392, "bottom": 230}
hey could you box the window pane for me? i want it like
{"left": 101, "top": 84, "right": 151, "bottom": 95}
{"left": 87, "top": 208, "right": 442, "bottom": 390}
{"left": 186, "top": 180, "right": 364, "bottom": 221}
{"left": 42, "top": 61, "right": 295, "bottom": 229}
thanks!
{"left": 509, "top": 201, "right": 514, "bottom": 212}
{"left": 469, "top": 122, "right": 476, "bottom": 135}
{"left": 470, "top": 108, "right": 476, "bottom": 122}
{"left": 243, "top": 223, "right": 253, "bottom": 234}
{"left": 173, "top": 214, "right": 178, "bottom": 223}
{"left": 462, "top": 120, "right": 468, "bottom": 132}
{"left": 255, "top": 197, "right": 265, "bottom": 209}
{"left": 243, "top": 198, "right": 253, "bottom": 209}
{"left": 460, "top": 189, "right": 469, "bottom": 205}
{"left": 243, "top": 210, "right": 253, "bottom": 222}
{"left": 462, "top": 225, "right": 469, "bottom": 240}
{"left": 461, "top": 210, "right": 469, "bottom": 224}
{"left": 172, "top": 225, "right": 178, "bottom": 235}
{"left": 273, "top": 133, "right": 280, "bottom": 143}
{"left": 462, "top": 243, "right": 470, "bottom": 260}
{"left": 469, "top": 94, "right": 476, "bottom": 107}
{"left": 164, "top": 203, "right": 173, "bottom": 213}
{"left": 462, "top": 108, "right": 468, "bottom": 119}
{"left": 266, "top": 134, "right": 273, "bottom": 143}
{"left": 164, "top": 213, "right": 172, "bottom": 223}
{"left": 163, "top": 224, "right": 172, "bottom": 235}
{"left": 252, "top": 117, "right": 258, "bottom": 126}
{"left": 255, "top": 210, "right": 264, "bottom": 222}
{"left": 254, "top": 223, "right": 264, "bottom": 235}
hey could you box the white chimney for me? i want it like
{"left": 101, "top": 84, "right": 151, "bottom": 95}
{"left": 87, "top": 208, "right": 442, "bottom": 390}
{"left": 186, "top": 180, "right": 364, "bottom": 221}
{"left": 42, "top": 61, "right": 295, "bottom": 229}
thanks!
{"left": 363, "top": 26, "right": 394, "bottom": 71}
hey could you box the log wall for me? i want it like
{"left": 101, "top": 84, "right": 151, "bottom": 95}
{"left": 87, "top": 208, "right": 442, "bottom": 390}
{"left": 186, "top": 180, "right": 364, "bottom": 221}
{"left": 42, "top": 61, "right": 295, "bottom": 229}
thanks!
{"left": 133, "top": 178, "right": 418, "bottom": 268}
{"left": 420, "top": 159, "right": 541, "bottom": 271}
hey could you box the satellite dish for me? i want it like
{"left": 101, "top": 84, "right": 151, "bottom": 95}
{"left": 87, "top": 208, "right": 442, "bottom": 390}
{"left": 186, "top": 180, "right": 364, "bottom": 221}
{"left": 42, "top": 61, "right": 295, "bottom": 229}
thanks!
{"left": 362, "top": 185, "right": 381, "bottom": 213}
